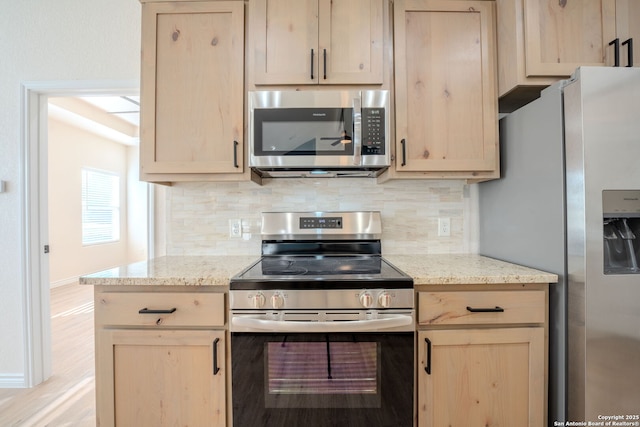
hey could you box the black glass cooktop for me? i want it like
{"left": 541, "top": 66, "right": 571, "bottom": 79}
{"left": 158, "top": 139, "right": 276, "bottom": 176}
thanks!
{"left": 230, "top": 255, "right": 413, "bottom": 290}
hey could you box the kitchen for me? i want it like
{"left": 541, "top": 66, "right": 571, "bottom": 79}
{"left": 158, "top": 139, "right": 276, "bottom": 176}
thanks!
{"left": 1, "top": 1, "right": 639, "bottom": 427}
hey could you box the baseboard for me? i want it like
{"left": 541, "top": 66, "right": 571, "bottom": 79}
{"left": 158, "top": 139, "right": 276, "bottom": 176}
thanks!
{"left": 50, "top": 276, "right": 79, "bottom": 289}
{"left": 0, "top": 373, "right": 27, "bottom": 388}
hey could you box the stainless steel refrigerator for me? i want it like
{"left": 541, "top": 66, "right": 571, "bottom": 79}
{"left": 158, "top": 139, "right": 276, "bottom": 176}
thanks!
{"left": 479, "top": 66, "right": 640, "bottom": 424}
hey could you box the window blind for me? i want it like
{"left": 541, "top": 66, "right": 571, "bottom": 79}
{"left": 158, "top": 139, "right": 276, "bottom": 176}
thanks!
{"left": 81, "top": 168, "right": 120, "bottom": 245}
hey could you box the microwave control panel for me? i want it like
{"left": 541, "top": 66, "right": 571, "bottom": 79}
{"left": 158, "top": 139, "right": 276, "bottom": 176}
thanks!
{"left": 361, "top": 108, "right": 386, "bottom": 155}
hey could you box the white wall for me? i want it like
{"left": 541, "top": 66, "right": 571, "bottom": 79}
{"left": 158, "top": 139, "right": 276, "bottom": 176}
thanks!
{"left": 47, "top": 118, "right": 145, "bottom": 286}
{"left": 0, "top": 0, "right": 140, "bottom": 383}
{"left": 127, "top": 146, "right": 148, "bottom": 263}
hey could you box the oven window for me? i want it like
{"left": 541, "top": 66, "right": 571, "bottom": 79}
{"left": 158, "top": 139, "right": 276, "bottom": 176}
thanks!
{"left": 232, "top": 332, "right": 414, "bottom": 427}
{"left": 254, "top": 108, "right": 354, "bottom": 156}
{"left": 266, "top": 341, "right": 380, "bottom": 408}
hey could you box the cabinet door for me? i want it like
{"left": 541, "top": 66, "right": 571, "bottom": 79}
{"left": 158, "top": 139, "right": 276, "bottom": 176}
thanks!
{"left": 394, "top": 0, "right": 498, "bottom": 173}
{"left": 318, "top": 0, "right": 384, "bottom": 84}
{"left": 417, "top": 328, "right": 545, "bottom": 427}
{"left": 140, "top": 2, "right": 244, "bottom": 175}
{"left": 524, "top": 0, "right": 613, "bottom": 76}
{"left": 96, "top": 329, "right": 226, "bottom": 426}
{"left": 252, "top": 0, "right": 383, "bottom": 85}
{"left": 612, "top": 0, "right": 640, "bottom": 67}
{"left": 253, "top": 0, "right": 320, "bottom": 85}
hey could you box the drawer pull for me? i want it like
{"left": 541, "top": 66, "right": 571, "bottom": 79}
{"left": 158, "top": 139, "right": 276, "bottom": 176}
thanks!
{"left": 213, "top": 338, "right": 221, "bottom": 375}
{"left": 466, "top": 306, "right": 504, "bottom": 313}
{"left": 138, "top": 307, "right": 177, "bottom": 314}
{"left": 424, "top": 337, "right": 431, "bottom": 375}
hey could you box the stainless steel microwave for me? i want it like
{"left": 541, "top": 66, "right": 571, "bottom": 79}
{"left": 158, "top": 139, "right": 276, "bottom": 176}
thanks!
{"left": 248, "top": 90, "right": 390, "bottom": 178}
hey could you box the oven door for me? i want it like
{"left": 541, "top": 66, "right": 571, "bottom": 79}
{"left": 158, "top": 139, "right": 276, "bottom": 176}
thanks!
{"left": 231, "top": 331, "right": 413, "bottom": 427}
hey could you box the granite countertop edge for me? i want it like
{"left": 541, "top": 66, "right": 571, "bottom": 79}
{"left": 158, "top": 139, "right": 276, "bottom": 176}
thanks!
{"left": 79, "top": 254, "right": 558, "bottom": 287}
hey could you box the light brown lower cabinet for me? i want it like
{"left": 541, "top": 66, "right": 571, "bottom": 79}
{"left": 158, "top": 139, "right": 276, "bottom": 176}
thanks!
{"left": 94, "top": 288, "right": 226, "bottom": 427}
{"left": 417, "top": 286, "right": 548, "bottom": 426}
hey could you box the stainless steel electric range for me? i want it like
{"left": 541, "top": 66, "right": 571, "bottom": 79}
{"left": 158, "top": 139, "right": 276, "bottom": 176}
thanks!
{"left": 229, "top": 211, "right": 414, "bottom": 427}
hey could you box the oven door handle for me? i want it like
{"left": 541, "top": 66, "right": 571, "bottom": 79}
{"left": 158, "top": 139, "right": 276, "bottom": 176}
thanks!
{"left": 231, "top": 314, "right": 413, "bottom": 333}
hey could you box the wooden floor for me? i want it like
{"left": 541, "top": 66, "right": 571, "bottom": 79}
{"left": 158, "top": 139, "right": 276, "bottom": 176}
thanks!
{"left": 0, "top": 282, "right": 96, "bottom": 426}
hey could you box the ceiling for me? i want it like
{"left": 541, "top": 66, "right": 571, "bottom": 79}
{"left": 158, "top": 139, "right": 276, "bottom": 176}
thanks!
{"left": 79, "top": 95, "right": 140, "bottom": 126}
{"left": 48, "top": 95, "right": 140, "bottom": 146}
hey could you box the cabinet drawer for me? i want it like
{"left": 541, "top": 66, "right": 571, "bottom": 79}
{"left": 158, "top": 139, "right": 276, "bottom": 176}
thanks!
{"left": 418, "top": 290, "right": 545, "bottom": 326}
{"left": 96, "top": 292, "right": 225, "bottom": 327}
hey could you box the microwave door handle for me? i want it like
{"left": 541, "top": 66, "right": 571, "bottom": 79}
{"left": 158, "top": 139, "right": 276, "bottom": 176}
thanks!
{"left": 352, "top": 96, "right": 362, "bottom": 166}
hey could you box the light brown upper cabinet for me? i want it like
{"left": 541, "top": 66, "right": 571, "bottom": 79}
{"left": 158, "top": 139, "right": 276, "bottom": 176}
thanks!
{"left": 497, "top": 0, "right": 639, "bottom": 112}
{"left": 392, "top": 0, "right": 499, "bottom": 181}
{"left": 608, "top": 0, "right": 639, "bottom": 68}
{"left": 139, "top": 1, "right": 245, "bottom": 182}
{"left": 251, "top": 0, "right": 384, "bottom": 85}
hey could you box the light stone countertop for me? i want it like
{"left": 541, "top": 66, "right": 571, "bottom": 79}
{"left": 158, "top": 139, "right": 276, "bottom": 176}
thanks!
{"left": 79, "top": 255, "right": 258, "bottom": 287}
{"left": 384, "top": 254, "right": 558, "bottom": 285}
{"left": 80, "top": 254, "right": 557, "bottom": 287}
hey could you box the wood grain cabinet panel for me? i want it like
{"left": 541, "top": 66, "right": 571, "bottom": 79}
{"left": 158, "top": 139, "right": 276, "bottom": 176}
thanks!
{"left": 139, "top": 1, "right": 245, "bottom": 181}
{"left": 497, "top": 0, "right": 640, "bottom": 111}
{"left": 522, "top": 0, "right": 612, "bottom": 77}
{"left": 392, "top": 0, "right": 499, "bottom": 181}
{"left": 417, "top": 328, "right": 545, "bottom": 427}
{"left": 96, "top": 292, "right": 225, "bottom": 327}
{"left": 251, "top": 0, "right": 384, "bottom": 85}
{"left": 418, "top": 290, "right": 546, "bottom": 326}
{"left": 99, "top": 329, "right": 226, "bottom": 427}
{"left": 610, "top": 0, "right": 640, "bottom": 67}
{"left": 416, "top": 285, "right": 548, "bottom": 427}
{"left": 94, "top": 288, "right": 227, "bottom": 426}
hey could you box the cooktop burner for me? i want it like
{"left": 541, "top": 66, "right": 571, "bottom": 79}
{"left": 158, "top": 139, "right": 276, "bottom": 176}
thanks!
{"left": 230, "top": 255, "right": 411, "bottom": 290}
{"left": 260, "top": 256, "right": 381, "bottom": 276}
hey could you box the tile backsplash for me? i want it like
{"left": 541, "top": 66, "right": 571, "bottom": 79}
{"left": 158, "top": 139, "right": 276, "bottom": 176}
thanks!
{"left": 165, "top": 179, "right": 479, "bottom": 256}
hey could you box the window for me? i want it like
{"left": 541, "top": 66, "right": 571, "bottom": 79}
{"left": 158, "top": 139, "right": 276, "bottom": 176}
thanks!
{"left": 81, "top": 168, "right": 120, "bottom": 245}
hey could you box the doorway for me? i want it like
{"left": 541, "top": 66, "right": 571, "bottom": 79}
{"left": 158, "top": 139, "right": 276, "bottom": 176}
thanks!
{"left": 21, "top": 80, "right": 153, "bottom": 387}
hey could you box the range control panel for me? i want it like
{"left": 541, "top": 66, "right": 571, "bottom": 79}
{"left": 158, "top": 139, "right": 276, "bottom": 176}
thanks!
{"left": 300, "top": 217, "right": 343, "bottom": 229}
{"left": 361, "top": 108, "right": 386, "bottom": 155}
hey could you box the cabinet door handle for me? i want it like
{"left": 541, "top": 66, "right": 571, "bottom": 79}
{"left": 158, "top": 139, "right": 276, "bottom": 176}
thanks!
{"left": 233, "top": 140, "right": 239, "bottom": 168}
{"left": 466, "top": 306, "right": 504, "bottom": 313}
{"left": 400, "top": 139, "right": 407, "bottom": 166}
{"left": 610, "top": 38, "right": 620, "bottom": 67}
{"left": 138, "top": 307, "right": 177, "bottom": 314}
{"left": 323, "top": 48, "right": 327, "bottom": 80}
{"left": 622, "top": 38, "right": 633, "bottom": 67}
{"left": 310, "top": 48, "right": 315, "bottom": 80}
{"left": 213, "top": 338, "right": 221, "bottom": 375}
{"left": 424, "top": 337, "right": 431, "bottom": 375}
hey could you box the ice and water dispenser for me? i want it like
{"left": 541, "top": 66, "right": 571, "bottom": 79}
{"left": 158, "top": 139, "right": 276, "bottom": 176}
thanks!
{"left": 603, "top": 190, "right": 640, "bottom": 274}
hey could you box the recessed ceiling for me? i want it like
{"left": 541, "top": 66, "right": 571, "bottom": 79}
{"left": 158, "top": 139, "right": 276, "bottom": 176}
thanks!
{"left": 79, "top": 95, "right": 140, "bottom": 126}
{"left": 48, "top": 95, "right": 140, "bottom": 146}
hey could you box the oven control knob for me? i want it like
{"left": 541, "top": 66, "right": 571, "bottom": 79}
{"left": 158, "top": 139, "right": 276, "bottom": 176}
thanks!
{"left": 378, "top": 292, "right": 393, "bottom": 308}
{"left": 271, "top": 293, "right": 285, "bottom": 309}
{"left": 251, "top": 292, "right": 266, "bottom": 309}
{"left": 359, "top": 292, "right": 374, "bottom": 308}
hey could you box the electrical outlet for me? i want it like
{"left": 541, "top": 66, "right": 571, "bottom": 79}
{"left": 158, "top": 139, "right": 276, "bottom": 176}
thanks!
{"left": 229, "top": 219, "right": 242, "bottom": 238}
{"left": 438, "top": 217, "right": 451, "bottom": 237}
